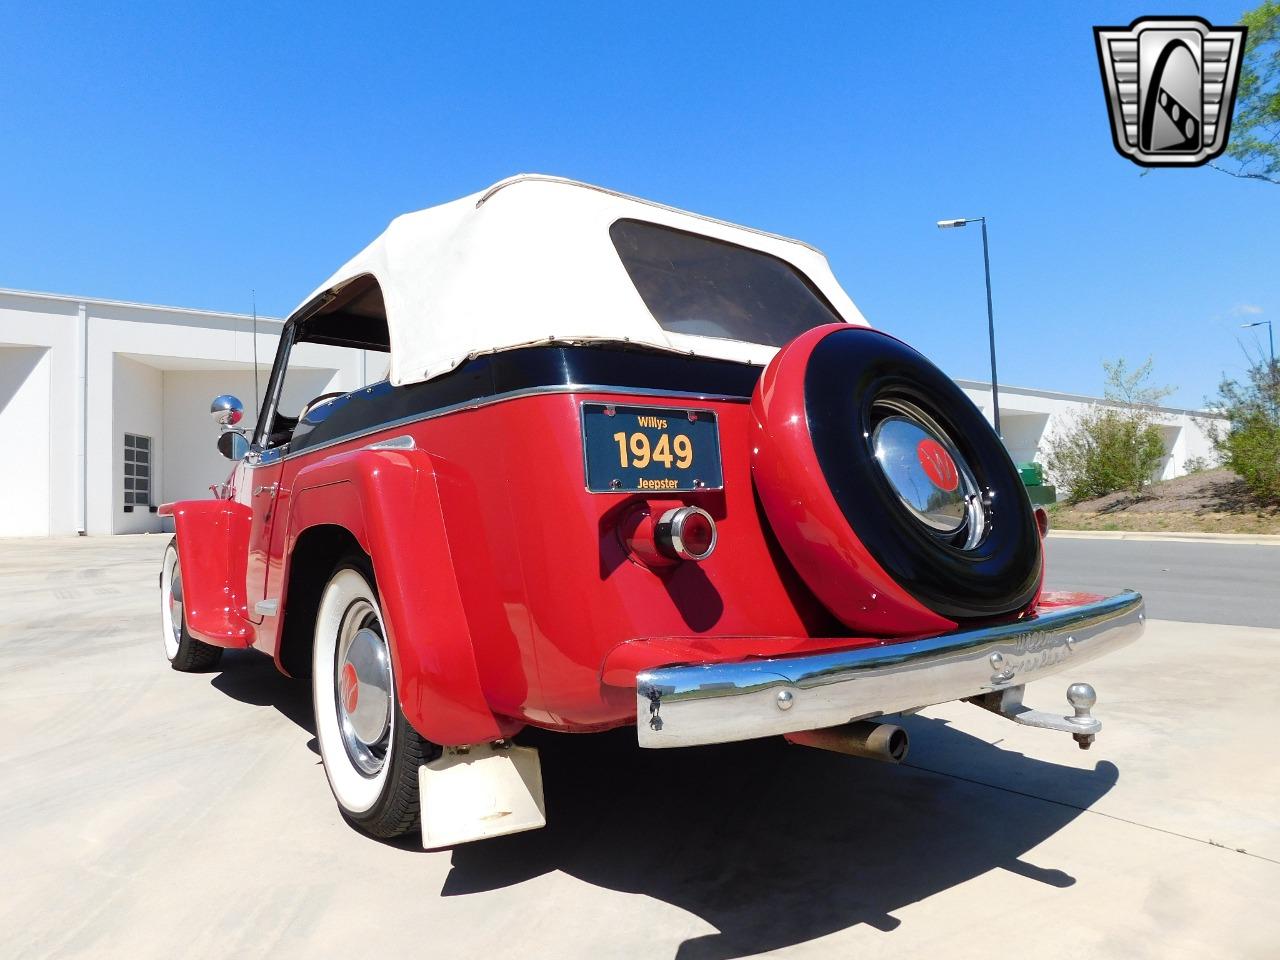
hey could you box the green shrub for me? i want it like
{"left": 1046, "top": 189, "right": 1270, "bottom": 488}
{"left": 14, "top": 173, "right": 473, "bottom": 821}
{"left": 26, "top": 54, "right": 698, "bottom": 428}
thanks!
{"left": 1209, "top": 358, "right": 1280, "bottom": 504}
{"left": 1044, "top": 359, "right": 1171, "bottom": 502}
{"left": 1046, "top": 409, "right": 1167, "bottom": 501}
{"left": 1181, "top": 455, "right": 1213, "bottom": 474}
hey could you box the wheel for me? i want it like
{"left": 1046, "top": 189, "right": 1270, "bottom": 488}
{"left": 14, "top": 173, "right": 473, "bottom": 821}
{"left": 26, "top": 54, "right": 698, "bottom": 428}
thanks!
{"left": 311, "top": 558, "right": 438, "bottom": 838}
{"left": 804, "top": 328, "right": 1041, "bottom": 618}
{"left": 753, "top": 326, "right": 1042, "bottom": 626}
{"left": 160, "top": 539, "right": 223, "bottom": 672}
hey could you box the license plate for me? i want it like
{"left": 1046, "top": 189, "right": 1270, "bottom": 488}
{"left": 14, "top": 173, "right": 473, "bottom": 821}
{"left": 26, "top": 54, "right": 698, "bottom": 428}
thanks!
{"left": 581, "top": 402, "right": 723, "bottom": 493}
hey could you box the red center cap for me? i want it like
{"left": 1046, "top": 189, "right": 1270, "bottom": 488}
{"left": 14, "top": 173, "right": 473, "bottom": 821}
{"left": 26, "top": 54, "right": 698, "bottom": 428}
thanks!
{"left": 341, "top": 662, "right": 360, "bottom": 714}
{"left": 917, "top": 438, "right": 959, "bottom": 492}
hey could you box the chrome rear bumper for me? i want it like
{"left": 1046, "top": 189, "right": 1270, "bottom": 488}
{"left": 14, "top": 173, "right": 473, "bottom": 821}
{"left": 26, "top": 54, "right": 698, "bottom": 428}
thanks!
{"left": 636, "top": 591, "right": 1144, "bottom": 748}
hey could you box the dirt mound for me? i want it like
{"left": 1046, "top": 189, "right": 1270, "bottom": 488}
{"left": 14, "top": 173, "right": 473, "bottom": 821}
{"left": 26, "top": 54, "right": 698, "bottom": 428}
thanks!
{"left": 1070, "top": 468, "right": 1259, "bottom": 515}
{"left": 1051, "top": 469, "right": 1280, "bottom": 535}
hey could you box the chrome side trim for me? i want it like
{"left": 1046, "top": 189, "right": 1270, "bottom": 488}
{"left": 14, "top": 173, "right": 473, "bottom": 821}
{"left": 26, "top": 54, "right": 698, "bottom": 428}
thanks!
{"left": 244, "top": 383, "right": 751, "bottom": 467}
{"left": 636, "top": 591, "right": 1144, "bottom": 748}
{"left": 364, "top": 435, "right": 416, "bottom": 451}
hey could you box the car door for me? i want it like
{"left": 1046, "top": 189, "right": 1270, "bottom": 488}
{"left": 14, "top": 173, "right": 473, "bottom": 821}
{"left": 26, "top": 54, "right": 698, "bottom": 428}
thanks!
{"left": 244, "top": 449, "right": 286, "bottom": 623}
{"left": 239, "top": 286, "right": 390, "bottom": 652}
{"left": 240, "top": 321, "right": 296, "bottom": 633}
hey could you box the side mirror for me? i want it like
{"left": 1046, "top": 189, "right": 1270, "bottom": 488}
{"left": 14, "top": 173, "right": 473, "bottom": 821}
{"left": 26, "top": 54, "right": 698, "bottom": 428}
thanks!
{"left": 217, "top": 430, "right": 250, "bottom": 461}
{"left": 211, "top": 395, "right": 244, "bottom": 427}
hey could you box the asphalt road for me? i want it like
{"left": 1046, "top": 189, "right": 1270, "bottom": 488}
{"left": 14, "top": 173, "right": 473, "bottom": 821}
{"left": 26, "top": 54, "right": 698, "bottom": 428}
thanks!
{"left": 1045, "top": 536, "right": 1280, "bottom": 628}
{"left": 2, "top": 535, "right": 1278, "bottom": 959}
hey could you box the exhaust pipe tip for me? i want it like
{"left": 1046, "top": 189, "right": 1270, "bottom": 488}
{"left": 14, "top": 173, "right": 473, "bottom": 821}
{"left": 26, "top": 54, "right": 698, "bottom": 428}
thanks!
{"left": 785, "top": 720, "right": 910, "bottom": 764}
{"left": 868, "top": 723, "right": 910, "bottom": 763}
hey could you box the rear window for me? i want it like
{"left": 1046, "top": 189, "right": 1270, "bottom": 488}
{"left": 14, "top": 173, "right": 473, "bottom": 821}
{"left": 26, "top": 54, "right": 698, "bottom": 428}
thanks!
{"left": 610, "top": 218, "right": 843, "bottom": 347}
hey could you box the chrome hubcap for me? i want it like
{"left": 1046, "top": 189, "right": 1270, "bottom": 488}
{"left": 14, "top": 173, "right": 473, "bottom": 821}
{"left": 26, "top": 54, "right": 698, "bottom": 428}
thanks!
{"left": 168, "top": 563, "right": 184, "bottom": 644}
{"left": 871, "top": 398, "right": 987, "bottom": 549}
{"left": 335, "top": 600, "right": 392, "bottom": 776}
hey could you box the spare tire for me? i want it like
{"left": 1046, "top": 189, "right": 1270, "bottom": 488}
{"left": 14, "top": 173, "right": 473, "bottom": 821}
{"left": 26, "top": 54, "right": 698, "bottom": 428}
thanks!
{"left": 751, "top": 324, "right": 1042, "bottom": 634}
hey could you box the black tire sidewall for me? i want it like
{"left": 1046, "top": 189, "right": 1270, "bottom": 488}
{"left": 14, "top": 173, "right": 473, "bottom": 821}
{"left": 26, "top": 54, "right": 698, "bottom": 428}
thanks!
{"left": 162, "top": 538, "right": 223, "bottom": 671}
{"left": 805, "top": 328, "right": 1042, "bottom": 621}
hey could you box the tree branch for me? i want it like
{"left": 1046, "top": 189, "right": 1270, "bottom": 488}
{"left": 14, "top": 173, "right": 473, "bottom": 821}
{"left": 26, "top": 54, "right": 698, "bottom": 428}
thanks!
{"left": 1208, "top": 162, "right": 1280, "bottom": 184}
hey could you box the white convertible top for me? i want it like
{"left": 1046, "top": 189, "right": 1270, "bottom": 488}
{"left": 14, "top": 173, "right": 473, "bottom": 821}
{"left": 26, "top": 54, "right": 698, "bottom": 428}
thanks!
{"left": 295, "top": 174, "right": 868, "bottom": 387}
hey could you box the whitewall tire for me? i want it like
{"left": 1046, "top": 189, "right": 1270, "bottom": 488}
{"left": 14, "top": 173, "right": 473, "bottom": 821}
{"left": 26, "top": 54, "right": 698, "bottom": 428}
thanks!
{"left": 160, "top": 539, "right": 223, "bottom": 672}
{"left": 312, "top": 559, "right": 436, "bottom": 838}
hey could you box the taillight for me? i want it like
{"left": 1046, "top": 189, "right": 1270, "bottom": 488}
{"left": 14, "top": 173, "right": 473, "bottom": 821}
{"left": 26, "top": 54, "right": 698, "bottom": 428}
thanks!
{"left": 1034, "top": 506, "right": 1049, "bottom": 539}
{"left": 656, "top": 506, "right": 717, "bottom": 561}
{"left": 620, "top": 502, "right": 719, "bottom": 569}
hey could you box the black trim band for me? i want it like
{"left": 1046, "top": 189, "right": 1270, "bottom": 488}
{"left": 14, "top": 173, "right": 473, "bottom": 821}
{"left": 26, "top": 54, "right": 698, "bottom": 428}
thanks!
{"left": 288, "top": 344, "right": 762, "bottom": 456}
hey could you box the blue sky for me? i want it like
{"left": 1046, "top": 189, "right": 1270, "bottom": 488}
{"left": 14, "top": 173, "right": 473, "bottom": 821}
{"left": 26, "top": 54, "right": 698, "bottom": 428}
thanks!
{"left": 0, "top": 2, "right": 1273, "bottom": 408}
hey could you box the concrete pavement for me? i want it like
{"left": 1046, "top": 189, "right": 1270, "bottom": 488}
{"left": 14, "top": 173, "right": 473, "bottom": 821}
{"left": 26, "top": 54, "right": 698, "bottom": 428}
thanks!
{"left": 1, "top": 535, "right": 1277, "bottom": 959}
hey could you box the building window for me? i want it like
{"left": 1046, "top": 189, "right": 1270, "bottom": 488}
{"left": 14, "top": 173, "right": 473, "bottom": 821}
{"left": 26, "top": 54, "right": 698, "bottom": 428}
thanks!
{"left": 124, "top": 434, "right": 152, "bottom": 509}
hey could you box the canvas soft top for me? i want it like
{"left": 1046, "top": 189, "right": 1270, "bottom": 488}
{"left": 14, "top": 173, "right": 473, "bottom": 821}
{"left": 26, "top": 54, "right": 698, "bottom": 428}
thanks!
{"left": 291, "top": 174, "right": 868, "bottom": 387}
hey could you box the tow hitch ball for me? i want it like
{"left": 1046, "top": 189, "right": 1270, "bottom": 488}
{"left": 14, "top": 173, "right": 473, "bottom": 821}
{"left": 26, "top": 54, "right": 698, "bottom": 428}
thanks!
{"left": 969, "top": 682, "right": 1101, "bottom": 750}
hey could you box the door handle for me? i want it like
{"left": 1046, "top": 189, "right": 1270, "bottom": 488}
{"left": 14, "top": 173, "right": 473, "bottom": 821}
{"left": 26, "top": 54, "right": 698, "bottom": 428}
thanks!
{"left": 253, "top": 483, "right": 278, "bottom": 497}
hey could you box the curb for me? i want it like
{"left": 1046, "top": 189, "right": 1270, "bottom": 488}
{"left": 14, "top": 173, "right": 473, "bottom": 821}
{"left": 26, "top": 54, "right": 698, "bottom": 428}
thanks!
{"left": 1049, "top": 529, "right": 1280, "bottom": 546}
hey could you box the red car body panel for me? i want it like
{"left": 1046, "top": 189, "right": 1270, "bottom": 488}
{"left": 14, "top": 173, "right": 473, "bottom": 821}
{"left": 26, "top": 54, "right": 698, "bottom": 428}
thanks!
{"left": 285, "top": 447, "right": 519, "bottom": 745}
{"left": 165, "top": 373, "right": 990, "bottom": 745}
{"left": 157, "top": 499, "right": 255, "bottom": 648}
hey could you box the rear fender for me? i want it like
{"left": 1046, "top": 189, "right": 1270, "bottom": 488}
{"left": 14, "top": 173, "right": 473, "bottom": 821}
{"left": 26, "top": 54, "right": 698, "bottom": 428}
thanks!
{"left": 156, "top": 500, "right": 255, "bottom": 647}
{"left": 286, "top": 447, "right": 511, "bottom": 747}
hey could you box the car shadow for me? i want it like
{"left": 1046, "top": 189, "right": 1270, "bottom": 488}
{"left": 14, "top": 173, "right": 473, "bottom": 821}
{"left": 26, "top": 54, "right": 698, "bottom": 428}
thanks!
{"left": 210, "top": 649, "right": 318, "bottom": 754}
{"left": 445, "top": 722, "right": 1114, "bottom": 960}
{"left": 207, "top": 651, "right": 1116, "bottom": 958}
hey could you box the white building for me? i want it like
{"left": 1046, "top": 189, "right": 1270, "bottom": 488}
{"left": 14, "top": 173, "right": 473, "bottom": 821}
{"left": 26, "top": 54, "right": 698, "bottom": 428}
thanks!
{"left": 0, "top": 288, "right": 377, "bottom": 537}
{"left": 0, "top": 287, "right": 1222, "bottom": 537}
{"left": 954, "top": 379, "right": 1220, "bottom": 483}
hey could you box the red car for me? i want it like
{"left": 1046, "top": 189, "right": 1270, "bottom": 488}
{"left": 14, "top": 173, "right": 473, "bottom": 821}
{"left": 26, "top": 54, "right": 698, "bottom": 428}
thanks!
{"left": 159, "top": 175, "right": 1144, "bottom": 848}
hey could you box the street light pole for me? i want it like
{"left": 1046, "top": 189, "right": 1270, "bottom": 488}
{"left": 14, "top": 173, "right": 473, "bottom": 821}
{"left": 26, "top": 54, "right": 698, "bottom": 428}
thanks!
{"left": 1242, "top": 319, "right": 1275, "bottom": 369}
{"left": 1242, "top": 319, "right": 1277, "bottom": 409}
{"left": 937, "top": 216, "right": 1001, "bottom": 437}
{"left": 979, "top": 219, "right": 1001, "bottom": 438}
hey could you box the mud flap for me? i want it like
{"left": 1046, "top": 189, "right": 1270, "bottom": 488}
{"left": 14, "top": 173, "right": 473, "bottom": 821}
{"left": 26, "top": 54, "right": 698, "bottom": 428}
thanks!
{"left": 419, "top": 742, "right": 547, "bottom": 849}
